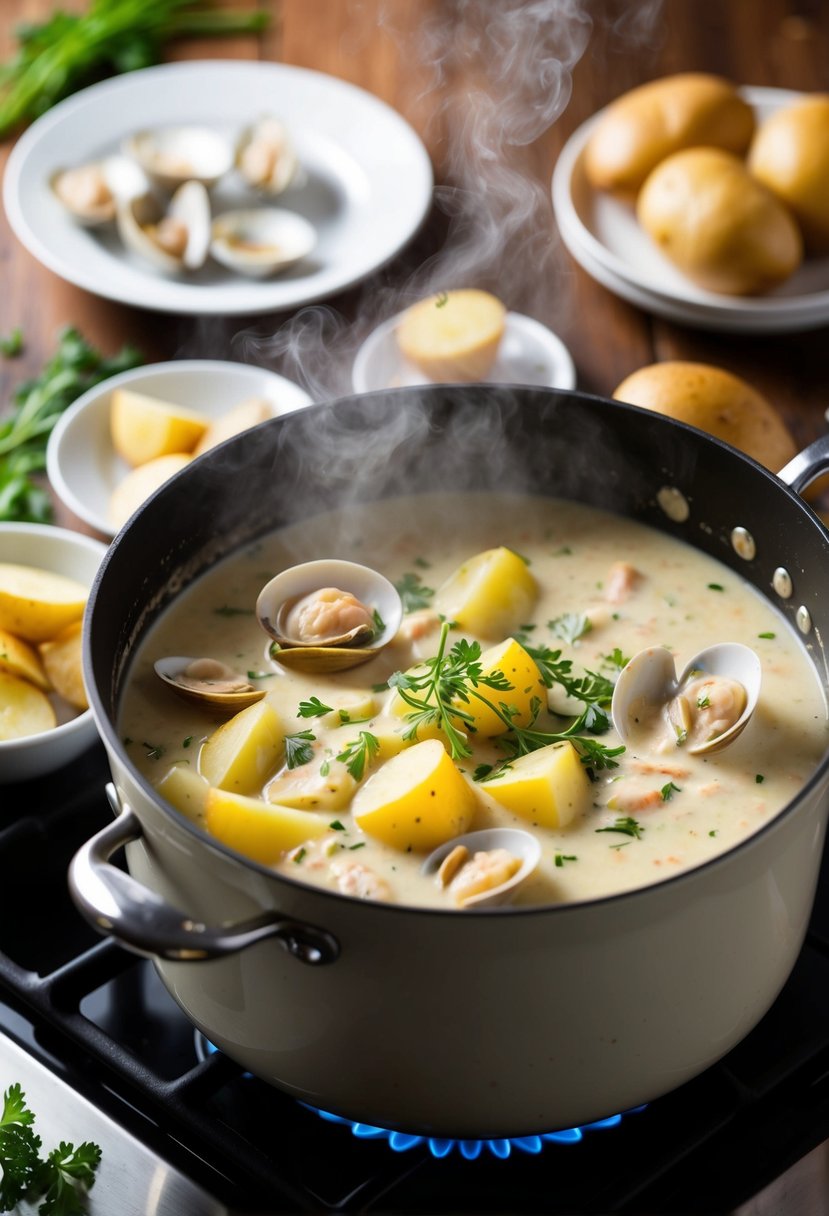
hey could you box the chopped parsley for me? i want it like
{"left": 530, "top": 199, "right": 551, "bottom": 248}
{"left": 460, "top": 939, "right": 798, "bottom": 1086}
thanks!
{"left": 284, "top": 731, "right": 316, "bottom": 769}
{"left": 394, "top": 571, "right": 435, "bottom": 612}
{"left": 213, "top": 605, "right": 253, "bottom": 618}
{"left": 758, "top": 631, "right": 776, "bottom": 640}
{"left": 596, "top": 816, "right": 643, "bottom": 839}
{"left": 549, "top": 612, "right": 592, "bottom": 645}
{"left": 435, "top": 291, "right": 449, "bottom": 308}
{"left": 707, "top": 583, "right": 725, "bottom": 592}
{"left": 660, "top": 781, "right": 682, "bottom": 801}
{"left": 293, "top": 848, "right": 307, "bottom": 864}
{"left": 182, "top": 736, "right": 193, "bottom": 749}
{"left": 336, "top": 731, "right": 380, "bottom": 781}
{"left": 329, "top": 820, "right": 346, "bottom": 832}
{"left": 696, "top": 693, "right": 711, "bottom": 709}
{"left": 755, "top": 773, "right": 765, "bottom": 784}
{"left": 143, "top": 741, "right": 164, "bottom": 760}
{"left": 554, "top": 853, "right": 577, "bottom": 867}
{"left": 297, "top": 696, "right": 334, "bottom": 718}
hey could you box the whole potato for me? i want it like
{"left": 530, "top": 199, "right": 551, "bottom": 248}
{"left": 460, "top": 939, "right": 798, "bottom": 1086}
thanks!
{"left": 612, "top": 361, "right": 797, "bottom": 472}
{"left": 748, "top": 95, "right": 829, "bottom": 256}
{"left": 584, "top": 73, "right": 755, "bottom": 194}
{"left": 637, "top": 148, "right": 802, "bottom": 295}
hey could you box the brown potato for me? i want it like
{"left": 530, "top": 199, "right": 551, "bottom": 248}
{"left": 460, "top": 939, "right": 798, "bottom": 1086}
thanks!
{"left": 612, "top": 361, "right": 797, "bottom": 472}
{"left": 636, "top": 148, "right": 802, "bottom": 295}
{"left": 584, "top": 73, "right": 755, "bottom": 194}
{"left": 748, "top": 94, "right": 829, "bottom": 256}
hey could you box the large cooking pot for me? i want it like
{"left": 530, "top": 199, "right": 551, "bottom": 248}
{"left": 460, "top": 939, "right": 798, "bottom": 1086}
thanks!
{"left": 70, "top": 385, "right": 829, "bottom": 1137}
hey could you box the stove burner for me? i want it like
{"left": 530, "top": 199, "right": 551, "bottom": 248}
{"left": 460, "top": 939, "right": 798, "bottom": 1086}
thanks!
{"left": 307, "top": 1104, "right": 646, "bottom": 1159}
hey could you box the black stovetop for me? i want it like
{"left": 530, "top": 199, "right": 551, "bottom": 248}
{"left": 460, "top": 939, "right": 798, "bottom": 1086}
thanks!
{"left": 1, "top": 742, "right": 828, "bottom": 1215}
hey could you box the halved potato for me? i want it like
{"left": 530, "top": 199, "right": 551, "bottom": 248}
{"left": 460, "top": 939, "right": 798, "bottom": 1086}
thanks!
{"left": 458, "top": 636, "right": 545, "bottom": 737}
{"left": 205, "top": 788, "right": 331, "bottom": 864}
{"left": 109, "top": 453, "right": 192, "bottom": 529}
{"left": 0, "top": 563, "right": 87, "bottom": 643}
{"left": 39, "top": 621, "right": 87, "bottom": 709}
{"left": 352, "top": 738, "right": 477, "bottom": 851}
{"left": 110, "top": 387, "right": 208, "bottom": 466}
{"left": 0, "top": 627, "right": 50, "bottom": 690}
{"left": 199, "top": 699, "right": 284, "bottom": 793}
{"left": 193, "top": 396, "right": 273, "bottom": 456}
{"left": 155, "top": 763, "right": 210, "bottom": 824}
{"left": 433, "top": 546, "right": 538, "bottom": 640}
{"left": 482, "top": 740, "right": 589, "bottom": 829}
{"left": 0, "top": 670, "right": 56, "bottom": 740}
{"left": 397, "top": 289, "right": 506, "bottom": 381}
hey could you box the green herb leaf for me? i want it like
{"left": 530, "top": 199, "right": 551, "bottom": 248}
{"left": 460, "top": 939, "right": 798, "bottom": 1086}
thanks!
{"left": 143, "top": 741, "right": 164, "bottom": 760}
{"left": 297, "top": 696, "right": 334, "bottom": 718}
{"left": 554, "top": 853, "right": 577, "bottom": 867}
{"left": 284, "top": 731, "right": 316, "bottom": 769}
{"left": 660, "top": 781, "right": 682, "bottom": 801}
{"left": 549, "top": 612, "right": 592, "bottom": 645}
{"left": 707, "top": 583, "right": 725, "bottom": 592}
{"left": 758, "top": 631, "right": 776, "bottom": 640}
{"left": 435, "top": 291, "right": 448, "bottom": 308}
{"left": 394, "top": 571, "right": 435, "bottom": 612}
{"left": 596, "top": 816, "right": 643, "bottom": 839}
{"left": 336, "top": 731, "right": 380, "bottom": 781}
{"left": 213, "top": 605, "right": 253, "bottom": 618}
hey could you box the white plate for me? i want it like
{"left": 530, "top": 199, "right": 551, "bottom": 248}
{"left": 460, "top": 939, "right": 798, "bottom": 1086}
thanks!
{"left": 4, "top": 61, "right": 433, "bottom": 315}
{"left": 552, "top": 86, "right": 829, "bottom": 333}
{"left": 352, "top": 310, "right": 576, "bottom": 392}
{"left": 47, "top": 360, "right": 312, "bottom": 538}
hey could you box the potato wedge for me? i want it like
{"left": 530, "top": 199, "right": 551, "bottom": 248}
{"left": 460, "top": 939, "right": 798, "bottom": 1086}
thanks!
{"left": 0, "top": 670, "right": 57, "bottom": 740}
{"left": 199, "top": 699, "right": 284, "bottom": 793}
{"left": 39, "top": 621, "right": 87, "bottom": 710}
{"left": 352, "top": 738, "right": 477, "bottom": 851}
{"left": 193, "top": 396, "right": 273, "bottom": 456}
{"left": 155, "top": 764, "right": 210, "bottom": 824}
{"left": 109, "top": 453, "right": 192, "bottom": 529}
{"left": 459, "top": 637, "right": 545, "bottom": 737}
{"left": 110, "top": 387, "right": 208, "bottom": 467}
{"left": 0, "top": 627, "right": 50, "bottom": 690}
{"left": 0, "top": 563, "right": 87, "bottom": 643}
{"left": 482, "top": 740, "right": 589, "bottom": 829}
{"left": 433, "top": 546, "right": 538, "bottom": 640}
{"left": 397, "top": 289, "right": 506, "bottom": 381}
{"left": 205, "top": 788, "right": 331, "bottom": 865}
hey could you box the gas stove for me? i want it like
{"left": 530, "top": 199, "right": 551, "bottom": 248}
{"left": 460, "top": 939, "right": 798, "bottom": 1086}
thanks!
{"left": 2, "top": 742, "right": 829, "bottom": 1215}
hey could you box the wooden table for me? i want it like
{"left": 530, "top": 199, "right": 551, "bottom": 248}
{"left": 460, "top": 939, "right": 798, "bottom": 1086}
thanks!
{"left": 2, "top": 0, "right": 828, "bottom": 532}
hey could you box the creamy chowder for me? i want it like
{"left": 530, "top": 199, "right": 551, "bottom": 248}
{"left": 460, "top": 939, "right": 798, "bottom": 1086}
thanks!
{"left": 119, "top": 492, "right": 828, "bottom": 909}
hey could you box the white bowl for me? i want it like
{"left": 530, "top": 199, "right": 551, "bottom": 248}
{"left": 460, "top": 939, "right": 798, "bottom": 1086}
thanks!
{"left": 0, "top": 523, "right": 107, "bottom": 783}
{"left": 47, "top": 359, "right": 313, "bottom": 539}
{"left": 352, "top": 310, "right": 577, "bottom": 393}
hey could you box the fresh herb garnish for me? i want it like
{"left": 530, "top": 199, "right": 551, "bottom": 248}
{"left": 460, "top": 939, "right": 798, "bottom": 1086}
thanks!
{"left": 372, "top": 609, "right": 385, "bottom": 634}
{"left": 293, "top": 848, "right": 306, "bottom": 864}
{"left": 435, "top": 291, "right": 449, "bottom": 308}
{"left": 182, "top": 735, "right": 193, "bottom": 749}
{"left": 297, "top": 696, "right": 333, "bottom": 719}
{"left": 472, "top": 763, "right": 494, "bottom": 782}
{"left": 0, "top": 1082, "right": 101, "bottom": 1213}
{"left": 0, "top": 327, "right": 142, "bottom": 523}
{"left": 707, "top": 583, "right": 725, "bottom": 592}
{"left": 554, "top": 853, "right": 577, "bottom": 867}
{"left": 284, "top": 731, "right": 316, "bottom": 769}
{"left": 247, "top": 670, "right": 275, "bottom": 680}
{"left": 348, "top": 842, "right": 366, "bottom": 851}
{"left": 756, "top": 774, "right": 765, "bottom": 784}
{"left": 696, "top": 693, "right": 711, "bottom": 709}
{"left": 394, "top": 571, "right": 435, "bottom": 612}
{"left": 603, "top": 647, "right": 630, "bottom": 671}
{"left": 336, "top": 731, "right": 380, "bottom": 781}
{"left": 214, "top": 605, "right": 253, "bottom": 618}
{"left": 596, "top": 816, "right": 643, "bottom": 839}
{"left": 548, "top": 612, "right": 592, "bottom": 645}
{"left": 329, "top": 820, "right": 346, "bottom": 832}
{"left": 758, "top": 631, "right": 776, "bottom": 640}
{"left": 660, "top": 781, "right": 682, "bottom": 801}
{"left": 143, "top": 741, "right": 164, "bottom": 760}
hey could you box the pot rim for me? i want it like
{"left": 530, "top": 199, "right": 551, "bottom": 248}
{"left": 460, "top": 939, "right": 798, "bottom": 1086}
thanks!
{"left": 85, "top": 386, "right": 829, "bottom": 919}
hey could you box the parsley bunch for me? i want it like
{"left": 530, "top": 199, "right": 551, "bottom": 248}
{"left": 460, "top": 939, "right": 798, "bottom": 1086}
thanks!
{"left": 0, "top": 327, "right": 142, "bottom": 522}
{"left": 0, "top": 1082, "right": 101, "bottom": 1214}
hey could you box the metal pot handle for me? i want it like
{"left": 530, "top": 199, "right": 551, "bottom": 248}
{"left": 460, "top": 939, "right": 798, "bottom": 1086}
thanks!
{"left": 778, "top": 434, "right": 829, "bottom": 496}
{"left": 68, "top": 785, "right": 340, "bottom": 965}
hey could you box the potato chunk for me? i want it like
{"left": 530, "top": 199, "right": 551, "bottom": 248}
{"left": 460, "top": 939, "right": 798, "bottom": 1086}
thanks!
{"left": 396, "top": 289, "right": 506, "bottom": 381}
{"left": 110, "top": 387, "right": 208, "bottom": 466}
{"left": 0, "top": 563, "right": 87, "bottom": 643}
{"left": 205, "top": 789, "right": 331, "bottom": 865}
{"left": 433, "top": 546, "right": 537, "bottom": 640}
{"left": 109, "top": 453, "right": 192, "bottom": 529}
{"left": 482, "top": 740, "right": 589, "bottom": 829}
{"left": 266, "top": 752, "right": 357, "bottom": 811}
{"left": 39, "top": 621, "right": 87, "bottom": 709}
{"left": 199, "top": 700, "right": 284, "bottom": 793}
{"left": 352, "top": 738, "right": 477, "bottom": 851}
{"left": 459, "top": 636, "right": 545, "bottom": 737}
{"left": 155, "top": 764, "right": 210, "bottom": 824}
{"left": 0, "top": 670, "right": 56, "bottom": 740}
{"left": 0, "top": 627, "right": 50, "bottom": 690}
{"left": 193, "top": 396, "right": 272, "bottom": 456}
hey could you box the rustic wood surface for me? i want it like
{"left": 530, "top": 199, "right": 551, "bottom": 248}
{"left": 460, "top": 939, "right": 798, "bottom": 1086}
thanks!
{"left": 1, "top": 0, "right": 828, "bottom": 532}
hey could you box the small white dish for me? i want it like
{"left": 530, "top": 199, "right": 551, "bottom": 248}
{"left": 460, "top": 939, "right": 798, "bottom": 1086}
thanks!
{"left": 352, "top": 310, "right": 576, "bottom": 392}
{"left": 3, "top": 61, "right": 433, "bottom": 315}
{"left": 0, "top": 524, "right": 107, "bottom": 784}
{"left": 47, "top": 360, "right": 313, "bottom": 539}
{"left": 552, "top": 86, "right": 829, "bottom": 334}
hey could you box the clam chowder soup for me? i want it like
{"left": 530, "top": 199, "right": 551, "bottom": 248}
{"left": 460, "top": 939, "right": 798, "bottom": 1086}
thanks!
{"left": 119, "top": 492, "right": 827, "bottom": 909}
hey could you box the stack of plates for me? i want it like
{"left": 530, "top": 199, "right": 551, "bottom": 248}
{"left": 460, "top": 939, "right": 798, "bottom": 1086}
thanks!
{"left": 551, "top": 86, "right": 829, "bottom": 334}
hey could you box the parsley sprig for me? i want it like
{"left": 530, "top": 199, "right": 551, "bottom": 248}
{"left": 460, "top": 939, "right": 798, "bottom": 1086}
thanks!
{"left": 336, "top": 731, "right": 380, "bottom": 780}
{"left": 0, "top": 1082, "right": 101, "bottom": 1213}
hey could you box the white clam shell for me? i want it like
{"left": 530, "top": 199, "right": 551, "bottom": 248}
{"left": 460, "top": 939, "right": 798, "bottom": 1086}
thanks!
{"left": 117, "top": 180, "right": 211, "bottom": 274}
{"left": 210, "top": 208, "right": 315, "bottom": 278}
{"left": 611, "top": 642, "right": 762, "bottom": 756}
{"left": 422, "top": 828, "right": 541, "bottom": 909}
{"left": 124, "top": 125, "right": 234, "bottom": 191}
{"left": 235, "top": 115, "right": 300, "bottom": 195}
{"left": 153, "top": 655, "right": 265, "bottom": 711}
{"left": 50, "top": 155, "right": 148, "bottom": 228}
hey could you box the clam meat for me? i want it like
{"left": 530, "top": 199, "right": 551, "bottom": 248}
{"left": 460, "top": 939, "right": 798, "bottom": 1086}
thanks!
{"left": 50, "top": 156, "right": 147, "bottom": 227}
{"left": 154, "top": 656, "right": 265, "bottom": 711}
{"left": 117, "top": 180, "right": 211, "bottom": 274}
{"left": 236, "top": 116, "right": 300, "bottom": 194}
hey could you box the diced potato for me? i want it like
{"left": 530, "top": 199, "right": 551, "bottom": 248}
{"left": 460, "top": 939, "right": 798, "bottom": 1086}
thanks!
{"left": 205, "top": 789, "right": 332, "bottom": 865}
{"left": 0, "top": 627, "right": 50, "bottom": 690}
{"left": 338, "top": 714, "right": 415, "bottom": 761}
{"left": 396, "top": 289, "right": 507, "bottom": 381}
{"left": 199, "top": 700, "right": 284, "bottom": 793}
{"left": 39, "top": 621, "right": 87, "bottom": 709}
{"left": 433, "top": 546, "right": 538, "bottom": 639}
{"left": 482, "top": 741, "right": 590, "bottom": 829}
{"left": 317, "top": 691, "right": 378, "bottom": 730}
{"left": 386, "top": 675, "right": 450, "bottom": 743}
{"left": 459, "top": 637, "right": 545, "bottom": 737}
{"left": 352, "top": 738, "right": 477, "bottom": 851}
{"left": 110, "top": 387, "right": 208, "bottom": 466}
{"left": 0, "top": 670, "right": 56, "bottom": 740}
{"left": 193, "top": 397, "right": 273, "bottom": 456}
{"left": 109, "top": 453, "right": 192, "bottom": 529}
{"left": 265, "top": 753, "right": 357, "bottom": 811}
{"left": 0, "top": 563, "right": 87, "bottom": 643}
{"left": 155, "top": 763, "right": 210, "bottom": 824}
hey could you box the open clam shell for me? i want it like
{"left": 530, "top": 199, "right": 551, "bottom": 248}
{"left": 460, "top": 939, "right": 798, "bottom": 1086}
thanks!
{"left": 257, "top": 559, "right": 403, "bottom": 673}
{"left": 235, "top": 116, "right": 300, "bottom": 195}
{"left": 124, "top": 125, "right": 234, "bottom": 192}
{"left": 117, "top": 180, "right": 211, "bottom": 274}
{"left": 210, "top": 208, "right": 316, "bottom": 278}
{"left": 422, "top": 828, "right": 541, "bottom": 909}
{"left": 50, "top": 155, "right": 147, "bottom": 228}
{"left": 154, "top": 656, "right": 265, "bottom": 712}
{"left": 611, "top": 642, "right": 761, "bottom": 757}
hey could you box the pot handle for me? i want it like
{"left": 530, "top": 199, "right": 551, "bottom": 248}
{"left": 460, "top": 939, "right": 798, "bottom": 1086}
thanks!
{"left": 68, "top": 785, "right": 340, "bottom": 965}
{"left": 778, "top": 434, "right": 829, "bottom": 497}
